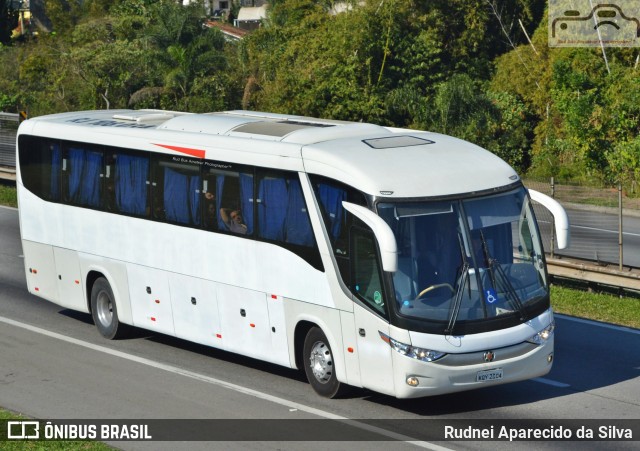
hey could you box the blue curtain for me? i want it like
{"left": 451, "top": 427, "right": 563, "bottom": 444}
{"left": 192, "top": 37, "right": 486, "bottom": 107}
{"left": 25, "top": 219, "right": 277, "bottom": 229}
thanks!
{"left": 116, "top": 154, "right": 149, "bottom": 215}
{"left": 163, "top": 167, "right": 201, "bottom": 225}
{"left": 164, "top": 168, "right": 190, "bottom": 224}
{"left": 67, "top": 148, "right": 102, "bottom": 207}
{"left": 284, "top": 179, "right": 314, "bottom": 246}
{"left": 81, "top": 151, "right": 102, "bottom": 207}
{"left": 318, "top": 184, "right": 346, "bottom": 241}
{"left": 239, "top": 173, "right": 254, "bottom": 234}
{"left": 67, "top": 148, "right": 84, "bottom": 203}
{"left": 216, "top": 175, "right": 226, "bottom": 230}
{"left": 50, "top": 144, "right": 61, "bottom": 201}
{"left": 258, "top": 177, "right": 288, "bottom": 241}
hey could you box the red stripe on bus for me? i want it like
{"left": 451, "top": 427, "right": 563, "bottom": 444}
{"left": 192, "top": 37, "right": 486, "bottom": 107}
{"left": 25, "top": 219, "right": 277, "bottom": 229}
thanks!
{"left": 153, "top": 143, "right": 206, "bottom": 159}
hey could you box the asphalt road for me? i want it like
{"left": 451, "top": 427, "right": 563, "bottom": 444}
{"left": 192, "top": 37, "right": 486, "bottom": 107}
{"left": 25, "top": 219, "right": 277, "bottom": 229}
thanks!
{"left": 534, "top": 205, "right": 640, "bottom": 268}
{"left": 0, "top": 206, "right": 639, "bottom": 450}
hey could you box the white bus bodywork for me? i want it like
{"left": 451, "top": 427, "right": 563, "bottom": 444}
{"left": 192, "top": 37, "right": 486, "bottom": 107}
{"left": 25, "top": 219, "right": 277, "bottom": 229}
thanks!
{"left": 17, "top": 110, "right": 568, "bottom": 398}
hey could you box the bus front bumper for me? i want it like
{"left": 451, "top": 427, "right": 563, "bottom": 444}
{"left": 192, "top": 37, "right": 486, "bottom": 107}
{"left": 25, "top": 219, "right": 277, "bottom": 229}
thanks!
{"left": 391, "top": 337, "right": 554, "bottom": 399}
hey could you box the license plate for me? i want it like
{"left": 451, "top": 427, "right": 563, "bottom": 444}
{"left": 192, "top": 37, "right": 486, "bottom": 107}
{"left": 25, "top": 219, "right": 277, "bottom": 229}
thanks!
{"left": 476, "top": 368, "right": 503, "bottom": 382}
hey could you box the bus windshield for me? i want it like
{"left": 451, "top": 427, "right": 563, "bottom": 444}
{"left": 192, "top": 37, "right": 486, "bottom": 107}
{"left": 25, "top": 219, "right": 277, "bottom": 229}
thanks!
{"left": 378, "top": 187, "right": 547, "bottom": 329}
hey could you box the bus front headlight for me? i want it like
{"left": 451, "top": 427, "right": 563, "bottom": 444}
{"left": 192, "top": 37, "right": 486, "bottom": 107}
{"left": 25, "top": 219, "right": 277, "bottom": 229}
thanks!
{"left": 379, "top": 331, "right": 446, "bottom": 362}
{"left": 527, "top": 320, "right": 555, "bottom": 345}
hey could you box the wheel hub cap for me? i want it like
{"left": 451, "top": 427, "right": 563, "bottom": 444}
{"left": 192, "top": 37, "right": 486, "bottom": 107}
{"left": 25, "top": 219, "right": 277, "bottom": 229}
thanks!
{"left": 96, "top": 291, "right": 113, "bottom": 327}
{"left": 309, "top": 341, "right": 332, "bottom": 384}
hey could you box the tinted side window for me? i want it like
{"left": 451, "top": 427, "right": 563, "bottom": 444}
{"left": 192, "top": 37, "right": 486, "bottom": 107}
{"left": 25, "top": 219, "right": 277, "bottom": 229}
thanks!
{"left": 351, "top": 227, "right": 387, "bottom": 317}
{"left": 18, "top": 136, "right": 61, "bottom": 202}
{"left": 255, "top": 171, "right": 322, "bottom": 271}
{"left": 62, "top": 145, "right": 103, "bottom": 208}
{"left": 257, "top": 173, "right": 288, "bottom": 241}
{"left": 257, "top": 171, "right": 316, "bottom": 246}
{"left": 104, "top": 149, "right": 150, "bottom": 217}
{"left": 216, "top": 166, "right": 253, "bottom": 235}
{"left": 283, "top": 178, "right": 315, "bottom": 247}
{"left": 152, "top": 156, "right": 202, "bottom": 226}
{"left": 310, "top": 175, "right": 368, "bottom": 283}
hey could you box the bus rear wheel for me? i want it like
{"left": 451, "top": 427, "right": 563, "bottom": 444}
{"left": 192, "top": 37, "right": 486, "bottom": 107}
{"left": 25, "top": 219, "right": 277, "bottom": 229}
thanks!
{"left": 303, "top": 327, "right": 346, "bottom": 398}
{"left": 90, "top": 277, "right": 127, "bottom": 340}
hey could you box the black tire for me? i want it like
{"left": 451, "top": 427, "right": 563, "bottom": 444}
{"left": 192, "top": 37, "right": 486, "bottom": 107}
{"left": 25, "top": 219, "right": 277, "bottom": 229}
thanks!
{"left": 302, "top": 327, "right": 346, "bottom": 398}
{"left": 90, "top": 277, "right": 127, "bottom": 340}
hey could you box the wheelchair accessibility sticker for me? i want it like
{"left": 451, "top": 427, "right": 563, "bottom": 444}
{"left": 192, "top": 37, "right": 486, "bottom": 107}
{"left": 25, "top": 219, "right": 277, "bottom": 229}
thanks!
{"left": 485, "top": 288, "right": 498, "bottom": 304}
{"left": 549, "top": 1, "right": 640, "bottom": 47}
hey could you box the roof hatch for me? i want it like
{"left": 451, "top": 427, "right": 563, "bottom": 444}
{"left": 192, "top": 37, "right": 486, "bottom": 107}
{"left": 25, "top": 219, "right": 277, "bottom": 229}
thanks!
{"left": 363, "top": 136, "right": 435, "bottom": 149}
{"left": 231, "top": 120, "right": 335, "bottom": 137}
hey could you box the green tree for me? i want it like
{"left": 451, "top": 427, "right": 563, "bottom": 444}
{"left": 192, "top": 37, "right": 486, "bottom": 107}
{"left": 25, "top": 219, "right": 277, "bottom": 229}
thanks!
{"left": 127, "top": 0, "right": 232, "bottom": 111}
{"left": 44, "top": 0, "right": 84, "bottom": 32}
{"left": 69, "top": 18, "right": 148, "bottom": 109}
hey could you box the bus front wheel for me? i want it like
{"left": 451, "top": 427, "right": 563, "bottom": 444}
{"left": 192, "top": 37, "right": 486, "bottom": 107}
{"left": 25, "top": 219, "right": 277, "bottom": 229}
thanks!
{"left": 90, "top": 277, "right": 127, "bottom": 340}
{"left": 303, "top": 327, "right": 345, "bottom": 398}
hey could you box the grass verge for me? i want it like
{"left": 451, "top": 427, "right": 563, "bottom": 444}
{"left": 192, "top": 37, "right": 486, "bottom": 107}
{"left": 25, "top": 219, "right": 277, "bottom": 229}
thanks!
{"left": 0, "top": 409, "right": 112, "bottom": 450}
{"left": 551, "top": 284, "right": 640, "bottom": 329}
{"left": 0, "top": 183, "right": 17, "bottom": 208}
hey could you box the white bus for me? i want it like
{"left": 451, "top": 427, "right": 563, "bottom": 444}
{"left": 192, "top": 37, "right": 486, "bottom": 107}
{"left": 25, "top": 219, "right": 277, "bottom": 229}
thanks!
{"left": 16, "top": 109, "right": 569, "bottom": 399}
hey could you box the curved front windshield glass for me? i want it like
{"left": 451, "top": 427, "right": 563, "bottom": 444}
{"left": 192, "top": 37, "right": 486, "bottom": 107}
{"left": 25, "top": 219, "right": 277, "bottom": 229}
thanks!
{"left": 378, "top": 187, "right": 547, "bottom": 329}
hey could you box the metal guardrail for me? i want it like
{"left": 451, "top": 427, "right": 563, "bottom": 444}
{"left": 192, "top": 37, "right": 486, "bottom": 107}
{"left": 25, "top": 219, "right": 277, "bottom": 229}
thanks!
{"left": 0, "top": 112, "right": 18, "bottom": 168}
{"left": 528, "top": 178, "right": 640, "bottom": 291}
{"left": 547, "top": 258, "right": 640, "bottom": 291}
{"left": 527, "top": 178, "right": 640, "bottom": 270}
{"left": 0, "top": 112, "right": 18, "bottom": 181}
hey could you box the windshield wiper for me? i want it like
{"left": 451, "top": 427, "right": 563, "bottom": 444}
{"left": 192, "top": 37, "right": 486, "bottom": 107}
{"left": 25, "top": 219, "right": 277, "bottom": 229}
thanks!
{"left": 445, "top": 233, "right": 470, "bottom": 335}
{"left": 478, "top": 231, "right": 526, "bottom": 320}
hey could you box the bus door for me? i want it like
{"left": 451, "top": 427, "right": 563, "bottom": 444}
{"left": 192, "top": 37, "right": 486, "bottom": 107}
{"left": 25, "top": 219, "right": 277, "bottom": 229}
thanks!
{"left": 351, "top": 227, "right": 396, "bottom": 396}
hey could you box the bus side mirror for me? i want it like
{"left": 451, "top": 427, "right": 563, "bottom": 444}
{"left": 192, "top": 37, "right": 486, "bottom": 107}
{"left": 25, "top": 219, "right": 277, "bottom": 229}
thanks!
{"left": 342, "top": 201, "right": 398, "bottom": 272}
{"left": 528, "top": 189, "right": 570, "bottom": 250}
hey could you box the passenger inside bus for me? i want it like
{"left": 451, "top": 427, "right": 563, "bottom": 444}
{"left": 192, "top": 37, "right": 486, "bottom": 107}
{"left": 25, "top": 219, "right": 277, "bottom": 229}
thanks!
{"left": 220, "top": 207, "right": 248, "bottom": 234}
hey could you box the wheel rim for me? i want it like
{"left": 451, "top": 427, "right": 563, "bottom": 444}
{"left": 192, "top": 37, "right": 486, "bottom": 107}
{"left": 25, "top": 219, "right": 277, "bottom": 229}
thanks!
{"left": 309, "top": 340, "right": 333, "bottom": 384}
{"left": 96, "top": 290, "right": 113, "bottom": 327}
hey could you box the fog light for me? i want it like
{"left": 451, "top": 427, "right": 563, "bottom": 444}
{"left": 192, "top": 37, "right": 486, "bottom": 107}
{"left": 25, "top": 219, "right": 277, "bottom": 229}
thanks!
{"left": 547, "top": 353, "right": 554, "bottom": 364}
{"left": 406, "top": 376, "right": 419, "bottom": 387}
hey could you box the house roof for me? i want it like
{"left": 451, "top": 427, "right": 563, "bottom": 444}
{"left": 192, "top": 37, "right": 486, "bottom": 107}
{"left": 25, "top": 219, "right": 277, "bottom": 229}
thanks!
{"left": 236, "top": 6, "right": 267, "bottom": 22}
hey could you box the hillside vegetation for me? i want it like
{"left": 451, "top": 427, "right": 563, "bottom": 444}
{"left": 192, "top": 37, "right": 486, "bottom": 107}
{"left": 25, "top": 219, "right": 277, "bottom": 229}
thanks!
{"left": 1, "top": 0, "right": 639, "bottom": 192}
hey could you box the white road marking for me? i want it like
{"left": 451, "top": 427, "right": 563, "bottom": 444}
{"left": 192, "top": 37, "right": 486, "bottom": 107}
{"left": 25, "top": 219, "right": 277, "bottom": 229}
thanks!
{"left": 0, "top": 315, "right": 452, "bottom": 451}
{"left": 532, "top": 377, "right": 570, "bottom": 388}
{"left": 537, "top": 219, "right": 640, "bottom": 237}
{"left": 571, "top": 224, "right": 640, "bottom": 237}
